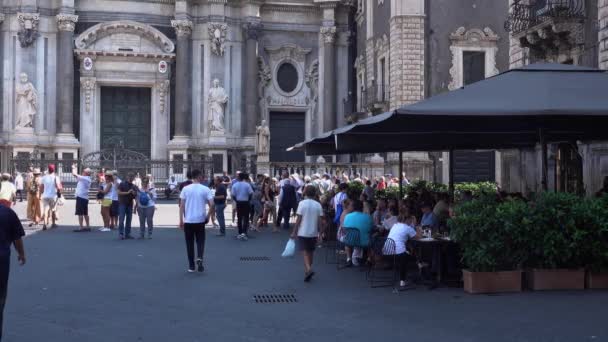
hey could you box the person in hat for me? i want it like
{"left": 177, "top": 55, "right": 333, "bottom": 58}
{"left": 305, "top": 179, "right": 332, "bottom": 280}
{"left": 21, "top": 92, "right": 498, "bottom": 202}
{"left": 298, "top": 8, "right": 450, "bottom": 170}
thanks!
{"left": 39, "top": 164, "right": 62, "bottom": 230}
{"left": 26, "top": 168, "right": 42, "bottom": 226}
{"left": 72, "top": 164, "right": 92, "bottom": 232}
{"left": 0, "top": 174, "right": 16, "bottom": 208}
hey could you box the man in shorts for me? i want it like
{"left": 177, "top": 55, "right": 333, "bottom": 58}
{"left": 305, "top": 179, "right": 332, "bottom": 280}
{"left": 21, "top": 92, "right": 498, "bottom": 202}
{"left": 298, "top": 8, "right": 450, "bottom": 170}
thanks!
{"left": 72, "top": 164, "right": 92, "bottom": 232}
{"left": 39, "top": 164, "right": 61, "bottom": 230}
{"left": 291, "top": 185, "right": 323, "bottom": 282}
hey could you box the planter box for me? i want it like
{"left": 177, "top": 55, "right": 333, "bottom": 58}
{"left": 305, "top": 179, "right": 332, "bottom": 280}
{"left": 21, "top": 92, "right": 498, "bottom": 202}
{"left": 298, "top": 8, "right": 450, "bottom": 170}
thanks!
{"left": 528, "top": 269, "right": 585, "bottom": 290}
{"left": 586, "top": 271, "right": 608, "bottom": 289}
{"left": 463, "top": 270, "right": 522, "bottom": 294}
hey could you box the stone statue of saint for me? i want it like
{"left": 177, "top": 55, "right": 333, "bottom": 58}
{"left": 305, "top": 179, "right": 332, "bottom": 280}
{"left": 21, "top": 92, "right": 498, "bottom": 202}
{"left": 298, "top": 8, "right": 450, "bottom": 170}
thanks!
{"left": 15, "top": 73, "right": 38, "bottom": 129}
{"left": 256, "top": 120, "right": 270, "bottom": 155}
{"left": 208, "top": 78, "right": 228, "bottom": 133}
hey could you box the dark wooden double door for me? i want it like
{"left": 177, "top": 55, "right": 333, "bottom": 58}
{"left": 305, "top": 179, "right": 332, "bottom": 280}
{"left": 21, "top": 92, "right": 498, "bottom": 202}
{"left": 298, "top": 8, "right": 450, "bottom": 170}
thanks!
{"left": 100, "top": 87, "right": 152, "bottom": 157}
{"left": 269, "top": 112, "right": 305, "bottom": 162}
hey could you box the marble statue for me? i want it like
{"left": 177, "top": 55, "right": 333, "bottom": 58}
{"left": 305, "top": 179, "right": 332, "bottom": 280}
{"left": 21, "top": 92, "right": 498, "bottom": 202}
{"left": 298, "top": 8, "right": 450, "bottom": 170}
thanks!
{"left": 256, "top": 120, "right": 270, "bottom": 155}
{"left": 208, "top": 79, "right": 228, "bottom": 133}
{"left": 15, "top": 73, "right": 38, "bottom": 129}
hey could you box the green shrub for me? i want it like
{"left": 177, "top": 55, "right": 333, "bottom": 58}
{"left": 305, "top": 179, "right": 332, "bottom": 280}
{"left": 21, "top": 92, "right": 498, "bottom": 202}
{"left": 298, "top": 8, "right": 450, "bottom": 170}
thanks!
{"left": 454, "top": 182, "right": 498, "bottom": 202}
{"left": 346, "top": 181, "right": 364, "bottom": 201}
{"left": 571, "top": 195, "right": 608, "bottom": 271}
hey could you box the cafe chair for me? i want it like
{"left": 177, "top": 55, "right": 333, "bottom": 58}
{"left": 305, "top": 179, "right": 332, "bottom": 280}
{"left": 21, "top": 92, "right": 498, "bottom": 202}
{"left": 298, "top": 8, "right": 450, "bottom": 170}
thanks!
{"left": 367, "top": 237, "right": 398, "bottom": 288}
{"left": 337, "top": 228, "right": 360, "bottom": 270}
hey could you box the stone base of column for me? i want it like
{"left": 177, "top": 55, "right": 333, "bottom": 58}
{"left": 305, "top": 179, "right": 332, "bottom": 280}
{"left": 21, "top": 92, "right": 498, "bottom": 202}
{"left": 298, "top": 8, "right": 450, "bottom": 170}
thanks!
{"left": 54, "top": 133, "right": 80, "bottom": 147}
{"left": 256, "top": 154, "right": 270, "bottom": 176}
{"left": 168, "top": 135, "right": 191, "bottom": 149}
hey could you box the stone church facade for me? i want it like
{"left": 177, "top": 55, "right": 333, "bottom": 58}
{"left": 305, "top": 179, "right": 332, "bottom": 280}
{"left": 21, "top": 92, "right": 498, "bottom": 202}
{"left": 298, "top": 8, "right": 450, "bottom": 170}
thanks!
{"left": 0, "top": 0, "right": 354, "bottom": 172}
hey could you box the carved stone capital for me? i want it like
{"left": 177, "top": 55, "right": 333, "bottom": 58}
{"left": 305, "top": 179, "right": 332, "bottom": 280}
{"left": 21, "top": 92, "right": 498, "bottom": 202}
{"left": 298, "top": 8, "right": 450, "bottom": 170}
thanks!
{"left": 320, "top": 26, "right": 337, "bottom": 44}
{"left": 81, "top": 77, "right": 96, "bottom": 113}
{"left": 17, "top": 12, "right": 40, "bottom": 48}
{"left": 56, "top": 13, "right": 79, "bottom": 32}
{"left": 171, "top": 19, "right": 193, "bottom": 38}
{"left": 244, "top": 21, "right": 263, "bottom": 41}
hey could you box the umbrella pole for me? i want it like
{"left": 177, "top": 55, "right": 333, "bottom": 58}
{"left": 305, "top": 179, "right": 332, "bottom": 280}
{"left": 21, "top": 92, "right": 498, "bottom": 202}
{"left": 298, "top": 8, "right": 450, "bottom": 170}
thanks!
{"left": 449, "top": 149, "right": 455, "bottom": 201}
{"left": 399, "top": 151, "right": 404, "bottom": 199}
{"left": 539, "top": 128, "right": 548, "bottom": 191}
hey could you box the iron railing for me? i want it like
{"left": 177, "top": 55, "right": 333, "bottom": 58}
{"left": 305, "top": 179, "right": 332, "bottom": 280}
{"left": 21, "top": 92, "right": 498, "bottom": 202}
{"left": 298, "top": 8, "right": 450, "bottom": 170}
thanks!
{"left": 268, "top": 162, "right": 383, "bottom": 179}
{"left": 505, "top": 0, "right": 586, "bottom": 34}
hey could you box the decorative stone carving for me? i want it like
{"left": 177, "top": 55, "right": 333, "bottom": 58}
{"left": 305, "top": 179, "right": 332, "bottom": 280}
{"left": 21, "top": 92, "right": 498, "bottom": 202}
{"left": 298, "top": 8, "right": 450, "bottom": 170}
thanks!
{"left": 81, "top": 77, "right": 96, "bottom": 113}
{"left": 305, "top": 59, "right": 319, "bottom": 125}
{"left": 77, "top": 21, "right": 175, "bottom": 53}
{"left": 264, "top": 44, "right": 311, "bottom": 108}
{"left": 244, "top": 22, "right": 262, "bottom": 41}
{"left": 171, "top": 19, "right": 193, "bottom": 38}
{"left": 157, "top": 80, "right": 170, "bottom": 115}
{"left": 15, "top": 73, "right": 38, "bottom": 129}
{"left": 448, "top": 27, "right": 500, "bottom": 91}
{"left": 56, "top": 13, "right": 79, "bottom": 32}
{"left": 375, "top": 34, "right": 389, "bottom": 54}
{"left": 208, "top": 23, "right": 228, "bottom": 56}
{"left": 354, "top": 54, "right": 366, "bottom": 71}
{"left": 17, "top": 12, "right": 40, "bottom": 48}
{"left": 257, "top": 57, "right": 272, "bottom": 122}
{"left": 320, "top": 26, "right": 337, "bottom": 44}
{"left": 208, "top": 79, "right": 229, "bottom": 133}
{"left": 255, "top": 120, "right": 270, "bottom": 156}
{"left": 265, "top": 44, "right": 312, "bottom": 64}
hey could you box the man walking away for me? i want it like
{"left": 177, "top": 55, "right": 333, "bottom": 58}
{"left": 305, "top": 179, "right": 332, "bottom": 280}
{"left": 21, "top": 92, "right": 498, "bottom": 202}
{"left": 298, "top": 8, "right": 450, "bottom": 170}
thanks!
{"left": 14, "top": 173, "right": 23, "bottom": 203}
{"left": 231, "top": 172, "right": 253, "bottom": 240}
{"left": 72, "top": 164, "right": 92, "bottom": 232}
{"left": 39, "top": 164, "right": 61, "bottom": 230}
{"left": 279, "top": 175, "right": 298, "bottom": 230}
{"left": 179, "top": 169, "right": 214, "bottom": 273}
{"left": 214, "top": 176, "right": 228, "bottom": 236}
{"left": 117, "top": 173, "right": 138, "bottom": 239}
{"left": 291, "top": 185, "right": 323, "bottom": 282}
{"left": 0, "top": 205, "right": 26, "bottom": 340}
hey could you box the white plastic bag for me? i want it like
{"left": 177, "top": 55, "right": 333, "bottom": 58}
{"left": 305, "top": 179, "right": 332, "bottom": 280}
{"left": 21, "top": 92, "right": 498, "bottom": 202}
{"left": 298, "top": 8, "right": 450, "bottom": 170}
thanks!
{"left": 281, "top": 238, "right": 296, "bottom": 258}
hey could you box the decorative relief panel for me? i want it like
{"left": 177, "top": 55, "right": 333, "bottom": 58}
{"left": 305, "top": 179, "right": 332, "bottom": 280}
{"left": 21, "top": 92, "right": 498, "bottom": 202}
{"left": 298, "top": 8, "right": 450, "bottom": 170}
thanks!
{"left": 208, "top": 23, "right": 228, "bottom": 56}
{"left": 17, "top": 12, "right": 40, "bottom": 48}
{"left": 76, "top": 21, "right": 175, "bottom": 54}
{"left": 81, "top": 77, "right": 96, "bottom": 113}
{"left": 263, "top": 44, "right": 312, "bottom": 108}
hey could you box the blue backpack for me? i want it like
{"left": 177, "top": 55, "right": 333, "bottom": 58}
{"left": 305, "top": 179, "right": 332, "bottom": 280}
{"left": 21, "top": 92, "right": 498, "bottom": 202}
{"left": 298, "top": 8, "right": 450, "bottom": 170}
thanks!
{"left": 139, "top": 191, "right": 150, "bottom": 206}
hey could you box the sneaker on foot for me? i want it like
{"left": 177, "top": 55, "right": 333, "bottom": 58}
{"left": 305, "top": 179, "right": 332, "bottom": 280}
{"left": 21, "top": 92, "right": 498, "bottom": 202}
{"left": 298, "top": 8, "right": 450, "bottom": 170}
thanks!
{"left": 241, "top": 234, "right": 249, "bottom": 241}
{"left": 236, "top": 234, "right": 243, "bottom": 240}
{"left": 196, "top": 259, "right": 204, "bottom": 272}
{"left": 187, "top": 268, "right": 196, "bottom": 273}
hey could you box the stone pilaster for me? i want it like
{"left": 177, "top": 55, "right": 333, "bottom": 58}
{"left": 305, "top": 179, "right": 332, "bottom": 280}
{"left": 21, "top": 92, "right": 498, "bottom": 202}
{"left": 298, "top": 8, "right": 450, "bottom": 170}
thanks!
{"left": 389, "top": 15, "right": 425, "bottom": 109}
{"left": 171, "top": 19, "right": 193, "bottom": 139}
{"left": 244, "top": 21, "right": 262, "bottom": 136}
{"left": 599, "top": 0, "right": 608, "bottom": 69}
{"left": 56, "top": 14, "right": 78, "bottom": 136}
{"left": 321, "top": 25, "right": 337, "bottom": 131}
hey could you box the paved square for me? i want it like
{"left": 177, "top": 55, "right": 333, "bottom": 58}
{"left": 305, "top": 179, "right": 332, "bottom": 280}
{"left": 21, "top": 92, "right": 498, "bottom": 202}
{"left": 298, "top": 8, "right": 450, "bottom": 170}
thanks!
{"left": 3, "top": 200, "right": 607, "bottom": 342}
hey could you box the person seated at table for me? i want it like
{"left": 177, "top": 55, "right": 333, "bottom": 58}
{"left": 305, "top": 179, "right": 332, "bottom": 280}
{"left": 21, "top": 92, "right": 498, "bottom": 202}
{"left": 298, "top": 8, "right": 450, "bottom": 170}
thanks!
{"left": 384, "top": 212, "right": 421, "bottom": 290}
{"left": 381, "top": 206, "right": 398, "bottom": 230}
{"left": 420, "top": 202, "right": 439, "bottom": 229}
{"left": 372, "top": 198, "right": 388, "bottom": 226}
{"left": 433, "top": 193, "right": 450, "bottom": 225}
{"left": 343, "top": 199, "right": 373, "bottom": 267}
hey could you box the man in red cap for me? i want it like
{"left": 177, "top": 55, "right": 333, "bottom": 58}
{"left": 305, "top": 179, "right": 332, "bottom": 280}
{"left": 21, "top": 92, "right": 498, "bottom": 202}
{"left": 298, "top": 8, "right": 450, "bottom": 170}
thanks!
{"left": 39, "top": 164, "right": 62, "bottom": 230}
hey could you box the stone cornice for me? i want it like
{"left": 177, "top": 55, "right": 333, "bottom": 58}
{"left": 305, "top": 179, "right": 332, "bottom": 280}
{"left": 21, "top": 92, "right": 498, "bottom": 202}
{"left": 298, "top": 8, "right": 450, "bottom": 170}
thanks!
{"left": 75, "top": 49, "right": 176, "bottom": 60}
{"left": 261, "top": 3, "right": 320, "bottom": 14}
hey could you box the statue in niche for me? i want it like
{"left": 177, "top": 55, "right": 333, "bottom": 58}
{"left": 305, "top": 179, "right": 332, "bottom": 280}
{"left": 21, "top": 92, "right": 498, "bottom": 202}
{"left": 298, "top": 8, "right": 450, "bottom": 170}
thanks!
{"left": 208, "top": 79, "right": 229, "bottom": 133}
{"left": 15, "top": 73, "right": 38, "bottom": 129}
{"left": 256, "top": 120, "right": 270, "bottom": 156}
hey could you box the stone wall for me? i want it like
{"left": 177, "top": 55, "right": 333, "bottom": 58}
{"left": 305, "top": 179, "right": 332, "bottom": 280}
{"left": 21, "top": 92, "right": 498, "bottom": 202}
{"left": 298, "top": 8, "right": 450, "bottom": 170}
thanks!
{"left": 600, "top": 0, "right": 608, "bottom": 69}
{"left": 389, "top": 15, "right": 425, "bottom": 109}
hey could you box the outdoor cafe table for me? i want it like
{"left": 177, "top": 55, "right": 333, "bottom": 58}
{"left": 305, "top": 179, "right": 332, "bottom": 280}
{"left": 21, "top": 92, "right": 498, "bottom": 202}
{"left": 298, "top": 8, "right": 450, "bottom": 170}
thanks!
{"left": 409, "top": 237, "right": 460, "bottom": 286}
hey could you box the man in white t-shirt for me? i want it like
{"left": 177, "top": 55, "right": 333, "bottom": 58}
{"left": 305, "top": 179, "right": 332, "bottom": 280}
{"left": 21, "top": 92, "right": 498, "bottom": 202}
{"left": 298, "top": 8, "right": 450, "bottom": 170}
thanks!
{"left": 72, "top": 164, "right": 92, "bottom": 232}
{"left": 179, "top": 169, "right": 215, "bottom": 273}
{"left": 385, "top": 214, "right": 421, "bottom": 290}
{"left": 291, "top": 185, "right": 323, "bottom": 282}
{"left": 39, "top": 164, "right": 62, "bottom": 230}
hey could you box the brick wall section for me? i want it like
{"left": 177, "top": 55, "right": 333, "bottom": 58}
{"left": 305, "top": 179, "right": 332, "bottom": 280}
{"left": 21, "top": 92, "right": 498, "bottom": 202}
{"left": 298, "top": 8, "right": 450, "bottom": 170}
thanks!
{"left": 599, "top": 0, "right": 608, "bottom": 69}
{"left": 389, "top": 15, "right": 425, "bottom": 110}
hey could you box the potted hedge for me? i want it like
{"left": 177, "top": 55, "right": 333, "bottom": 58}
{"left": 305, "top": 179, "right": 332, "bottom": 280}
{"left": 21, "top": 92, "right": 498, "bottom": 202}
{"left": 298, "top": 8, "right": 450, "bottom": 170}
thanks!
{"left": 526, "top": 192, "right": 586, "bottom": 290}
{"left": 573, "top": 196, "right": 608, "bottom": 289}
{"left": 450, "top": 196, "right": 528, "bottom": 294}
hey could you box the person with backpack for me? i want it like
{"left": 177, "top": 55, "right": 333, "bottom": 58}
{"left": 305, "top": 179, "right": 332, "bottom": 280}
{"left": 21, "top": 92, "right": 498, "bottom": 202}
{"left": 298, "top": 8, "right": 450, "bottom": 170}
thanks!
{"left": 135, "top": 176, "right": 157, "bottom": 239}
{"left": 39, "top": 164, "right": 62, "bottom": 230}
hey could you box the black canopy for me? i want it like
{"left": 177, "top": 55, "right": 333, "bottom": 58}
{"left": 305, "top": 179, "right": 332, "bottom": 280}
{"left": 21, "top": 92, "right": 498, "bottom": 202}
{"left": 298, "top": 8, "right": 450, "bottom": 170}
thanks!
{"left": 296, "top": 63, "right": 608, "bottom": 155}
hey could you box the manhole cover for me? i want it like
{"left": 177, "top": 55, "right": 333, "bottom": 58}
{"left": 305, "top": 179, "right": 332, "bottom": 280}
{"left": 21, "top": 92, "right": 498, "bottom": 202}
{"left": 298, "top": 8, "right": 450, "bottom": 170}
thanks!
{"left": 240, "top": 256, "right": 271, "bottom": 261}
{"left": 253, "top": 294, "right": 297, "bottom": 304}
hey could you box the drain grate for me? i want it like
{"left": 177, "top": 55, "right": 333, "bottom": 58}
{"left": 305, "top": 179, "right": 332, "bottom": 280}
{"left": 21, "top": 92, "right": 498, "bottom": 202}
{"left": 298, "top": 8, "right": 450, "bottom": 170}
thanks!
{"left": 253, "top": 294, "right": 298, "bottom": 304}
{"left": 240, "top": 256, "right": 271, "bottom": 261}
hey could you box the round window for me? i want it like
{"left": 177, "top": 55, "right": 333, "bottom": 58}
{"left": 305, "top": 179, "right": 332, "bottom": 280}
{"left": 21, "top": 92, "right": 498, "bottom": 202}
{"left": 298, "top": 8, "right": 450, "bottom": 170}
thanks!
{"left": 276, "top": 63, "right": 299, "bottom": 93}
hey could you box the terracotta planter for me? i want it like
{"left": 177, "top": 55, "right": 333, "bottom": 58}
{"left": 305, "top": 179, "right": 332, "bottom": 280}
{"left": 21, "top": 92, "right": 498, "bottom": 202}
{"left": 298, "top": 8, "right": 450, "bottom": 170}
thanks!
{"left": 586, "top": 271, "right": 608, "bottom": 289}
{"left": 463, "top": 270, "right": 522, "bottom": 294}
{"left": 528, "top": 269, "right": 585, "bottom": 290}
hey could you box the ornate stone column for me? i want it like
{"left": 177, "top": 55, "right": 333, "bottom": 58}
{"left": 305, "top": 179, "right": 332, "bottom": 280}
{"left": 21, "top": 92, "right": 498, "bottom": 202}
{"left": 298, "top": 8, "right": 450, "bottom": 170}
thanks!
{"left": 321, "top": 25, "right": 337, "bottom": 131}
{"left": 56, "top": 14, "right": 78, "bottom": 136}
{"left": 243, "top": 21, "right": 262, "bottom": 136}
{"left": 171, "top": 19, "right": 193, "bottom": 139}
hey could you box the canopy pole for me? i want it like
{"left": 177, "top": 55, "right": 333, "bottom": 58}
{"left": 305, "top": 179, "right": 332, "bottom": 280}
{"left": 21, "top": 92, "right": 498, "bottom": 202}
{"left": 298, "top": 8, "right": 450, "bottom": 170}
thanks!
{"left": 449, "top": 149, "right": 455, "bottom": 201}
{"left": 399, "top": 152, "right": 404, "bottom": 199}
{"left": 539, "top": 128, "right": 548, "bottom": 191}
